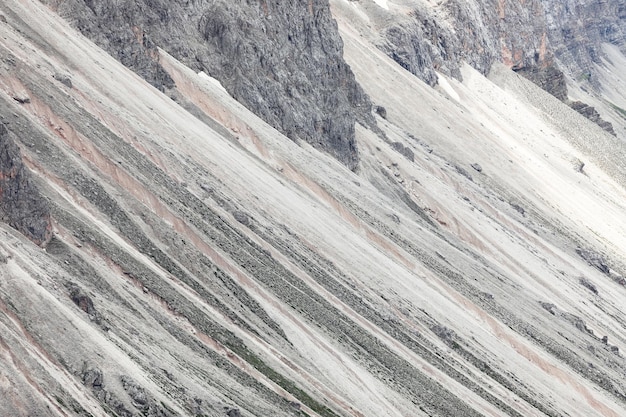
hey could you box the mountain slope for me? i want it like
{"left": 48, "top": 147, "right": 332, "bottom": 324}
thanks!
{"left": 48, "top": 0, "right": 372, "bottom": 170}
{"left": 0, "top": 0, "right": 625, "bottom": 416}
{"left": 367, "top": 0, "right": 625, "bottom": 134}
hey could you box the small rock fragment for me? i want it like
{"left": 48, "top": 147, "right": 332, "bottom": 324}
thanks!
{"left": 233, "top": 210, "right": 250, "bottom": 226}
{"left": 539, "top": 302, "right": 557, "bottom": 315}
{"left": 374, "top": 105, "right": 387, "bottom": 119}
{"left": 12, "top": 93, "right": 30, "bottom": 104}
{"left": 53, "top": 72, "right": 73, "bottom": 88}
{"left": 576, "top": 248, "right": 610, "bottom": 275}
{"left": 391, "top": 141, "right": 414, "bottom": 161}
{"left": 509, "top": 201, "right": 525, "bottom": 215}
{"left": 82, "top": 367, "right": 104, "bottom": 390}
{"left": 572, "top": 158, "right": 585, "bottom": 173}
{"left": 454, "top": 165, "right": 473, "bottom": 181}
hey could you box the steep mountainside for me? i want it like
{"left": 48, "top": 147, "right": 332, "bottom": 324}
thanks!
{"left": 378, "top": 0, "right": 554, "bottom": 85}
{"left": 1, "top": 0, "right": 626, "bottom": 417}
{"left": 372, "top": 0, "right": 625, "bottom": 134}
{"left": 374, "top": 0, "right": 626, "bottom": 85}
{"left": 47, "top": 0, "right": 371, "bottom": 170}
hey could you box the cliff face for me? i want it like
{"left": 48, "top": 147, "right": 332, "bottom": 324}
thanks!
{"left": 378, "top": 0, "right": 556, "bottom": 88}
{"left": 0, "top": 123, "right": 51, "bottom": 246}
{"left": 50, "top": 0, "right": 371, "bottom": 170}
{"left": 541, "top": 0, "right": 626, "bottom": 86}
{"left": 379, "top": 0, "right": 626, "bottom": 85}
{"left": 195, "top": 0, "right": 371, "bottom": 169}
{"left": 376, "top": 0, "right": 623, "bottom": 132}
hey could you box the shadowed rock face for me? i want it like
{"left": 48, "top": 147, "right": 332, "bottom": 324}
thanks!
{"left": 52, "top": 0, "right": 371, "bottom": 170}
{"left": 513, "top": 65, "right": 568, "bottom": 101}
{"left": 0, "top": 123, "right": 51, "bottom": 246}
{"left": 195, "top": 0, "right": 371, "bottom": 170}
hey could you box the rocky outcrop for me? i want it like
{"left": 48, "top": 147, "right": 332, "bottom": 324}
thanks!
{"left": 51, "top": 0, "right": 372, "bottom": 170}
{"left": 0, "top": 123, "right": 51, "bottom": 246}
{"left": 196, "top": 0, "right": 372, "bottom": 169}
{"left": 378, "top": 0, "right": 555, "bottom": 87}
{"left": 379, "top": 17, "right": 450, "bottom": 87}
{"left": 576, "top": 247, "right": 611, "bottom": 275}
{"left": 541, "top": 0, "right": 626, "bottom": 88}
{"left": 66, "top": 281, "right": 103, "bottom": 324}
{"left": 53, "top": 0, "right": 174, "bottom": 92}
{"left": 378, "top": 0, "right": 626, "bottom": 88}
{"left": 569, "top": 101, "right": 616, "bottom": 135}
{"left": 513, "top": 65, "right": 568, "bottom": 101}
{"left": 377, "top": 0, "right": 624, "bottom": 132}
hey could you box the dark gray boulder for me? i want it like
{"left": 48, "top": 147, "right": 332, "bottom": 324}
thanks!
{"left": 579, "top": 277, "right": 599, "bottom": 295}
{"left": 391, "top": 142, "right": 414, "bottom": 161}
{"left": 81, "top": 367, "right": 104, "bottom": 391}
{"left": 226, "top": 408, "right": 241, "bottom": 417}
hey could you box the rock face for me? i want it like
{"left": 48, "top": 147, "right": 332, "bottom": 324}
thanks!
{"left": 378, "top": 0, "right": 626, "bottom": 87}
{"left": 376, "top": 0, "right": 623, "bottom": 132}
{"left": 51, "top": 0, "right": 371, "bottom": 170}
{"left": 541, "top": 0, "right": 626, "bottom": 87}
{"left": 0, "top": 123, "right": 51, "bottom": 246}
{"left": 53, "top": 0, "right": 175, "bottom": 91}
{"left": 378, "top": 0, "right": 555, "bottom": 87}
{"left": 513, "top": 65, "right": 568, "bottom": 101}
